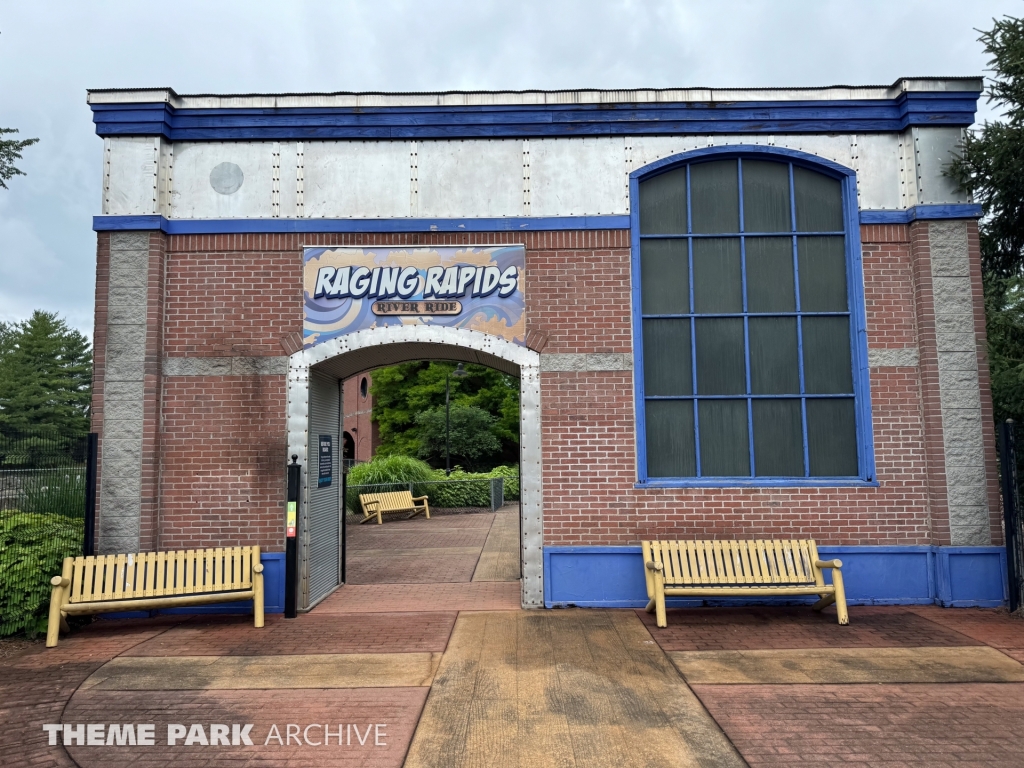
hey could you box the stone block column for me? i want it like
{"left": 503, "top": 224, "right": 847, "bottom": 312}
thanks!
{"left": 94, "top": 230, "right": 165, "bottom": 553}
{"left": 911, "top": 219, "right": 999, "bottom": 545}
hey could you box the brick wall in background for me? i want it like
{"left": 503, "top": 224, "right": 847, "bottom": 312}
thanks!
{"left": 90, "top": 223, "right": 1000, "bottom": 552}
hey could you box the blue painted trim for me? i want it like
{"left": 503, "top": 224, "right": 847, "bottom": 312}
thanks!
{"left": 629, "top": 145, "right": 876, "bottom": 486}
{"left": 92, "top": 215, "right": 631, "bottom": 234}
{"left": 544, "top": 545, "right": 1007, "bottom": 608}
{"left": 636, "top": 478, "right": 880, "bottom": 488}
{"left": 92, "top": 207, "right": 984, "bottom": 235}
{"left": 90, "top": 92, "right": 980, "bottom": 139}
{"left": 859, "top": 204, "right": 983, "bottom": 224}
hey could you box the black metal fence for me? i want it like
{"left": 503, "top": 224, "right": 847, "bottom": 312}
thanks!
{"left": 0, "top": 431, "right": 96, "bottom": 636}
{"left": 998, "top": 420, "right": 1024, "bottom": 613}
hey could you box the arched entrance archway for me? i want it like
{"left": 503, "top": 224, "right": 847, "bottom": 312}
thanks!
{"left": 286, "top": 325, "right": 542, "bottom": 610}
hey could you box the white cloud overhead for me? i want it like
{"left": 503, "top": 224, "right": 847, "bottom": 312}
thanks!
{"left": 0, "top": 0, "right": 1019, "bottom": 335}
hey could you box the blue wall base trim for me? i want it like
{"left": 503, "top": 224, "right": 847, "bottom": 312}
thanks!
{"left": 543, "top": 545, "right": 1008, "bottom": 609}
{"left": 94, "top": 552, "right": 285, "bottom": 620}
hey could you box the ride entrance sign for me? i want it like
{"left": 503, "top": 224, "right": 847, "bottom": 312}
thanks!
{"left": 302, "top": 246, "right": 526, "bottom": 348}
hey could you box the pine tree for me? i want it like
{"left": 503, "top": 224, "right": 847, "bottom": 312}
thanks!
{"left": 949, "top": 15, "right": 1024, "bottom": 422}
{"left": 0, "top": 312, "right": 92, "bottom": 437}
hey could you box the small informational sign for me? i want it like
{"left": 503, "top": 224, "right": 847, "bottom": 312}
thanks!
{"left": 318, "top": 434, "right": 333, "bottom": 488}
{"left": 302, "top": 245, "right": 525, "bottom": 348}
{"left": 286, "top": 502, "right": 296, "bottom": 538}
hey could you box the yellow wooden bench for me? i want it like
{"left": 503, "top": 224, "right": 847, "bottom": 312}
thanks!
{"left": 358, "top": 491, "right": 430, "bottom": 525}
{"left": 46, "top": 546, "right": 264, "bottom": 647}
{"left": 642, "top": 539, "right": 848, "bottom": 627}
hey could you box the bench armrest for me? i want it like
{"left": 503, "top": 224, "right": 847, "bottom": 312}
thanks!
{"left": 645, "top": 560, "right": 663, "bottom": 572}
{"left": 253, "top": 563, "right": 264, "bottom": 574}
{"left": 50, "top": 576, "right": 70, "bottom": 588}
{"left": 412, "top": 496, "right": 429, "bottom": 501}
{"left": 362, "top": 501, "right": 380, "bottom": 510}
{"left": 814, "top": 559, "right": 843, "bottom": 570}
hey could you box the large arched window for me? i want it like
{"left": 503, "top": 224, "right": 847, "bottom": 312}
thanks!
{"left": 632, "top": 149, "right": 873, "bottom": 485}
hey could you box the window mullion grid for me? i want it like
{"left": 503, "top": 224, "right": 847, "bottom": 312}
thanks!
{"left": 686, "top": 164, "right": 701, "bottom": 477}
{"left": 788, "top": 162, "right": 811, "bottom": 478}
{"left": 738, "top": 159, "right": 755, "bottom": 477}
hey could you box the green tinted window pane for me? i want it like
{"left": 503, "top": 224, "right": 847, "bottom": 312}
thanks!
{"left": 646, "top": 400, "right": 696, "bottom": 477}
{"left": 749, "top": 317, "right": 800, "bottom": 394}
{"left": 746, "top": 237, "right": 796, "bottom": 312}
{"left": 695, "top": 318, "right": 746, "bottom": 395}
{"left": 793, "top": 166, "right": 843, "bottom": 232}
{"left": 690, "top": 160, "right": 740, "bottom": 234}
{"left": 643, "top": 319, "right": 693, "bottom": 396}
{"left": 693, "top": 238, "right": 742, "bottom": 313}
{"left": 806, "top": 398, "right": 858, "bottom": 476}
{"left": 798, "top": 237, "right": 847, "bottom": 311}
{"left": 802, "top": 317, "right": 853, "bottom": 394}
{"left": 639, "top": 166, "right": 688, "bottom": 235}
{"left": 698, "top": 400, "right": 750, "bottom": 476}
{"left": 752, "top": 399, "right": 805, "bottom": 476}
{"left": 641, "top": 239, "right": 690, "bottom": 314}
{"left": 742, "top": 160, "right": 791, "bottom": 233}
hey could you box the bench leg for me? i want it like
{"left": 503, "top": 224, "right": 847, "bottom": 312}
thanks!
{"left": 812, "top": 593, "right": 836, "bottom": 612}
{"left": 46, "top": 584, "right": 65, "bottom": 648}
{"left": 653, "top": 576, "right": 667, "bottom": 628}
{"left": 644, "top": 598, "right": 656, "bottom": 614}
{"left": 832, "top": 568, "right": 849, "bottom": 625}
{"left": 253, "top": 570, "right": 265, "bottom": 629}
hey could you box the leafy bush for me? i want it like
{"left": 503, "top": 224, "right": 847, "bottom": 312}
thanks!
{"left": 345, "top": 455, "right": 433, "bottom": 512}
{"left": 0, "top": 510, "right": 84, "bottom": 637}
{"left": 423, "top": 465, "right": 520, "bottom": 508}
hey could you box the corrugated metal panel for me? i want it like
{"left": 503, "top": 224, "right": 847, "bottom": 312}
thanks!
{"left": 305, "top": 370, "right": 341, "bottom": 609}
{"left": 86, "top": 78, "right": 985, "bottom": 109}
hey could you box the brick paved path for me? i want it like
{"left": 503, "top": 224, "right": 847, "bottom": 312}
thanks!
{"left": 5, "top": 514, "right": 1024, "bottom": 768}
{"left": 641, "top": 603, "right": 1024, "bottom": 766}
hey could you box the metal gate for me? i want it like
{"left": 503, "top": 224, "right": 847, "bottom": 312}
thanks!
{"left": 998, "top": 420, "right": 1024, "bottom": 612}
{"left": 303, "top": 370, "right": 342, "bottom": 609}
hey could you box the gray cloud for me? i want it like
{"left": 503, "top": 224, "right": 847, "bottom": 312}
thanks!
{"left": 0, "top": 0, "right": 1018, "bottom": 335}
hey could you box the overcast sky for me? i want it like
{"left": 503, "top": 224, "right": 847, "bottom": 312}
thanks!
{"left": 0, "top": 0, "right": 1020, "bottom": 338}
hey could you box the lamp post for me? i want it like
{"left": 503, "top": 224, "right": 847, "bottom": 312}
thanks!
{"left": 446, "top": 363, "right": 467, "bottom": 476}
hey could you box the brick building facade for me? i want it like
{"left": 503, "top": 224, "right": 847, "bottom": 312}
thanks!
{"left": 87, "top": 80, "right": 1008, "bottom": 611}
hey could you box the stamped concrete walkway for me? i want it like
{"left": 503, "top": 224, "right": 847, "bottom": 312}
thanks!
{"left": 3, "top": 512, "right": 1024, "bottom": 767}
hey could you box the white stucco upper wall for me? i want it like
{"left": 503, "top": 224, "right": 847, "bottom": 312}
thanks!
{"left": 90, "top": 79, "right": 980, "bottom": 219}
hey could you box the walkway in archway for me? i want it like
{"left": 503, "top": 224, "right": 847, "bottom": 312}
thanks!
{"left": 316, "top": 505, "right": 522, "bottom": 614}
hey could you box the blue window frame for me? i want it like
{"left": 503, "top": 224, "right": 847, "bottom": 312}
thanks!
{"left": 630, "top": 146, "right": 875, "bottom": 487}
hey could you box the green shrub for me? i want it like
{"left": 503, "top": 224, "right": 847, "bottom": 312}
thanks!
{"left": 345, "top": 455, "right": 433, "bottom": 512}
{"left": 0, "top": 511, "right": 84, "bottom": 637}
{"left": 423, "top": 465, "right": 520, "bottom": 508}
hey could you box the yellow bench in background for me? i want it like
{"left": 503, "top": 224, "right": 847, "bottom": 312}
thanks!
{"left": 358, "top": 491, "right": 430, "bottom": 525}
{"left": 642, "top": 539, "right": 848, "bottom": 627}
{"left": 47, "top": 545, "right": 264, "bottom": 647}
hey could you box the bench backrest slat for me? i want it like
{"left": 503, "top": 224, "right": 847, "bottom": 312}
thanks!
{"left": 360, "top": 491, "right": 415, "bottom": 511}
{"left": 645, "top": 539, "right": 819, "bottom": 586}
{"left": 67, "top": 546, "right": 261, "bottom": 603}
